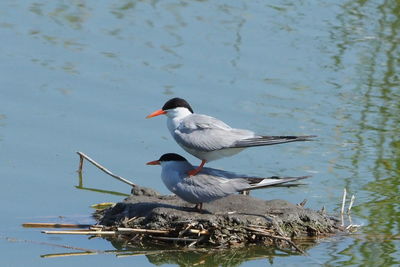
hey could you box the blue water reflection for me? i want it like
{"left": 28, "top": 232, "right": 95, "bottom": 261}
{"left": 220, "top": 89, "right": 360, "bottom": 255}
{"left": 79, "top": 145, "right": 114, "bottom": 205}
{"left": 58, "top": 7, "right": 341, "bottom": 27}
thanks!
{"left": 0, "top": 0, "right": 399, "bottom": 266}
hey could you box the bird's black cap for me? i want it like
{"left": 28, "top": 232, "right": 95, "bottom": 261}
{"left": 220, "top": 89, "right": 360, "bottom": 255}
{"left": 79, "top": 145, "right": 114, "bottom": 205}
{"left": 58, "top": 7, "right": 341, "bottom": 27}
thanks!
{"left": 162, "top": 98, "right": 194, "bottom": 113}
{"left": 159, "top": 153, "right": 188, "bottom": 162}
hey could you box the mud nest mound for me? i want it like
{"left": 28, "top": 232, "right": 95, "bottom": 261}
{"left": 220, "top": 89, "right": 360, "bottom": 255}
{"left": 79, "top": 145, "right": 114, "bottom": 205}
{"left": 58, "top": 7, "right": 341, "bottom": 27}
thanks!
{"left": 95, "top": 185, "right": 342, "bottom": 252}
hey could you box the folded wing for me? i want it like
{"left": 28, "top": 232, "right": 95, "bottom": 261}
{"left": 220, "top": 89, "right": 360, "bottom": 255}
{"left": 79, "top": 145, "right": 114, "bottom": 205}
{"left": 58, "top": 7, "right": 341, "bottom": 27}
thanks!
{"left": 232, "top": 135, "right": 316, "bottom": 148}
{"left": 173, "top": 114, "right": 255, "bottom": 151}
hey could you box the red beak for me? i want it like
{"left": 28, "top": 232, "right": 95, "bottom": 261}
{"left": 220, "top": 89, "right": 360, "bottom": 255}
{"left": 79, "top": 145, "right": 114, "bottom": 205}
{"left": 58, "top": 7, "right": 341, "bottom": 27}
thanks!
{"left": 146, "top": 160, "right": 160, "bottom": 165}
{"left": 146, "top": 109, "right": 167, "bottom": 118}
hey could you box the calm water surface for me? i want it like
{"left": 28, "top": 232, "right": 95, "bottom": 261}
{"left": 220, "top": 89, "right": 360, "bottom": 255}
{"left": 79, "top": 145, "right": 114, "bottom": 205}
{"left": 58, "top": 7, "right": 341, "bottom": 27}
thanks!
{"left": 1, "top": 0, "right": 399, "bottom": 266}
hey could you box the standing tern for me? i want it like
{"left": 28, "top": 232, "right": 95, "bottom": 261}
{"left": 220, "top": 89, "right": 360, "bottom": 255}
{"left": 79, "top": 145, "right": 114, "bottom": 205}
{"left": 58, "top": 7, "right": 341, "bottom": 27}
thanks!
{"left": 146, "top": 153, "right": 310, "bottom": 210}
{"left": 146, "top": 97, "right": 316, "bottom": 176}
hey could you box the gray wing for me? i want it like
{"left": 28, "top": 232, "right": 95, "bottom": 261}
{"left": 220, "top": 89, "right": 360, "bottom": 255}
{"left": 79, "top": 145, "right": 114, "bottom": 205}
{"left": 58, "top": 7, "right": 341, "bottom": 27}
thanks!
{"left": 232, "top": 135, "right": 317, "bottom": 148}
{"left": 200, "top": 166, "right": 255, "bottom": 179}
{"left": 201, "top": 167, "right": 310, "bottom": 185}
{"left": 173, "top": 114, "right": 255, "bottom": 152}
{"left": 176, "top": 174, "right": 249, "bottom": 203}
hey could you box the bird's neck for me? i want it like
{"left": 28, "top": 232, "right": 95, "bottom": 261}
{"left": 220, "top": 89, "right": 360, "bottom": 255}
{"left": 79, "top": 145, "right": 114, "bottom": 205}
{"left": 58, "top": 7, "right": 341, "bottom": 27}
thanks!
{"left": 166, "top": 108, "right": 192, "bottom": 132}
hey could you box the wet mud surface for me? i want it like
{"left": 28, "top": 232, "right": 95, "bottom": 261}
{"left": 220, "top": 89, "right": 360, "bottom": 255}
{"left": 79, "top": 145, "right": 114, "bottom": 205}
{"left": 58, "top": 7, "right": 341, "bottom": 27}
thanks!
{"left": 96, "top": 185, "right": 342, "bottom": 250}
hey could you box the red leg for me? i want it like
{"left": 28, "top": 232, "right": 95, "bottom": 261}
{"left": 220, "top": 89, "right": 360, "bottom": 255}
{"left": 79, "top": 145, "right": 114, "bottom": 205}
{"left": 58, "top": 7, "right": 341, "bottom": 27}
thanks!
{"left": 187, "top": 160, "right": 207, "bottom": 177}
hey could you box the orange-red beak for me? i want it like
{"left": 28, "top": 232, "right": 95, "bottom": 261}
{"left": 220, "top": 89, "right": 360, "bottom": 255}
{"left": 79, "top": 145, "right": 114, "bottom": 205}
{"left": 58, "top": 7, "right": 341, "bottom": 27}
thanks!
{"left": 146, "top": 109, "right": 167, "bottom": 118}
{"left": 146, "top": 160, "right": 160, "bottom": 165}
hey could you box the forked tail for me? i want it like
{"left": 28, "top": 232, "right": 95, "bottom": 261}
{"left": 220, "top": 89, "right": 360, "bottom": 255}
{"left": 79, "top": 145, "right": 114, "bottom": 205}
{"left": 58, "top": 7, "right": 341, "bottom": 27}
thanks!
{"left": 240, "top": 175, "right": 311, "bottom": 192}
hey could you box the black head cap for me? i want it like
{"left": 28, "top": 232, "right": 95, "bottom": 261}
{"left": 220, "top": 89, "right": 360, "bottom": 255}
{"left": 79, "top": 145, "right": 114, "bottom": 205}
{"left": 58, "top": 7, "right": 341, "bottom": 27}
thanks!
{"left": 158, "top": 153, "right": 188, "bottom": 162}
{"left": 162, "top": 98, "right": 194, "bottom": 113}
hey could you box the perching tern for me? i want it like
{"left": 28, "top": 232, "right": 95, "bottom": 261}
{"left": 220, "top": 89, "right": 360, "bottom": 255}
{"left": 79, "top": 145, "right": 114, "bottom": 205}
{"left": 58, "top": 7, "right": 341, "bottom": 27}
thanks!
{"left": 146, "top": 153, "right": 310, "bottom": 210}
{"left": 146, "top": 98, "right": 315, "bottom": 176}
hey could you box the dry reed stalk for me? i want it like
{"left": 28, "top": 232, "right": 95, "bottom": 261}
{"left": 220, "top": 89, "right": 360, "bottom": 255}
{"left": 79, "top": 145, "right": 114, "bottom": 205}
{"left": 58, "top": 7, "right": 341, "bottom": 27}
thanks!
{"left": 22, "top": 223, "right": 91, "bottom": 229}
{"left": 77, "top": 151, "right": 136, "bottom": 187}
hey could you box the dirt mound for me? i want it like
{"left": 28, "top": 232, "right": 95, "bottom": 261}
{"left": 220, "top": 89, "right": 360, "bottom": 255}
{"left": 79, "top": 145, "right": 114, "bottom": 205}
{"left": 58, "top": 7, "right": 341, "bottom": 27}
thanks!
{"left": 95, "top": 185, "right": 341, "bottom": 252}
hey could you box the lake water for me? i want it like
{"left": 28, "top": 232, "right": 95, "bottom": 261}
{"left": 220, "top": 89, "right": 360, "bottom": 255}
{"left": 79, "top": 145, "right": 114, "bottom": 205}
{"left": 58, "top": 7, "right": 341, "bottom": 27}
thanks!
{"left": 1, "top": 0, "right": 399, "bottom": 266}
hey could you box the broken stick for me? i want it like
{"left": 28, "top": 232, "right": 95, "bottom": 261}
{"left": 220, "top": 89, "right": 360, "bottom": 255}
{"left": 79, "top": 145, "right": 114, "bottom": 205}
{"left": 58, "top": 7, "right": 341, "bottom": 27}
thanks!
{"left": 76, "top": 151, "right": 136, "bottom": 187}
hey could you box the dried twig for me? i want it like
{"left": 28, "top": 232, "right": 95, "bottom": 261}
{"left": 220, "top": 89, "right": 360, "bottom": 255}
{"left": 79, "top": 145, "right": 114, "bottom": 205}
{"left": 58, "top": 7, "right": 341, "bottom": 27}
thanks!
{"left": 22, "top": 223, "right": 91, "bottom": 229}
{"left": 150, "top": 236, "right": 198, "bottom": 242}
{"left": 116, "top": 227, "right": 170, "bottom": 235}
{"left": 188, "top": 235, "right": 208, "bottom": 248}
{"left": 341, "top": 188, "right": 347, "bottom": 215}
{"left": 320, "top": 206, "right": 326, "bottom": 213}
{"left": 347, "top": 195, "right": 355, "bottom": 214}
{"left": 178, "top": 222, "right": 196, "bottom": 237}
{"left": 177, "top": 223, "right": 209, "bottom": 236}
{"left": 297, "top": 199, "right": 308, "bottom": 207}
{"left": 41, "top": 252, "right": 98, "bottom": 258}
{"left": 189, "top": 229, "right": 209, "bottom": 235}
{"left": 42, "top": 230, "right": 117, "bottom": 235}
{"left": 78, "top": 154, "right": 84, "bottom": 174}
{"left": 76, "top": 151, "right": 136, "bottom": 187}
{"left": 90, "top": 225, "right": 105, "bottom": 230}
{"left": 345, "top": 224, "right": 361, "bottom": 231}
{"left": 126, "top": 216, "right": 138, "bottom": 223}
{"left": 41, "top": 227, "right": 209, "bottom": 237}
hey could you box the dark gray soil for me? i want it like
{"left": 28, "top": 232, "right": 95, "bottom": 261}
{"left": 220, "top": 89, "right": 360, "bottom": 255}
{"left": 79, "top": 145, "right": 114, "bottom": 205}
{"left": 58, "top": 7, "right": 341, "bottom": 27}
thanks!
{"left": 96, "top": 185, "right": 342, "bottom": 249}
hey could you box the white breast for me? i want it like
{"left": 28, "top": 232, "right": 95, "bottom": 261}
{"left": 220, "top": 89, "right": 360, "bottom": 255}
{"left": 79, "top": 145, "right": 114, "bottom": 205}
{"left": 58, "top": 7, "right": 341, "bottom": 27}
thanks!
{"left": 181, "top": 145, "right": 245, "bottom": 162}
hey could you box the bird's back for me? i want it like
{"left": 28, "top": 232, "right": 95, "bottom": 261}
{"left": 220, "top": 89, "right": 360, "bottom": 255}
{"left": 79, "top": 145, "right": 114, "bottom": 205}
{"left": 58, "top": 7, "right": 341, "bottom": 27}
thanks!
{"left": 174, "top": 173, "right": 250, "bottom": 204}
{"left": 173, "top": 114, "right": 255, "bottom": 153}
